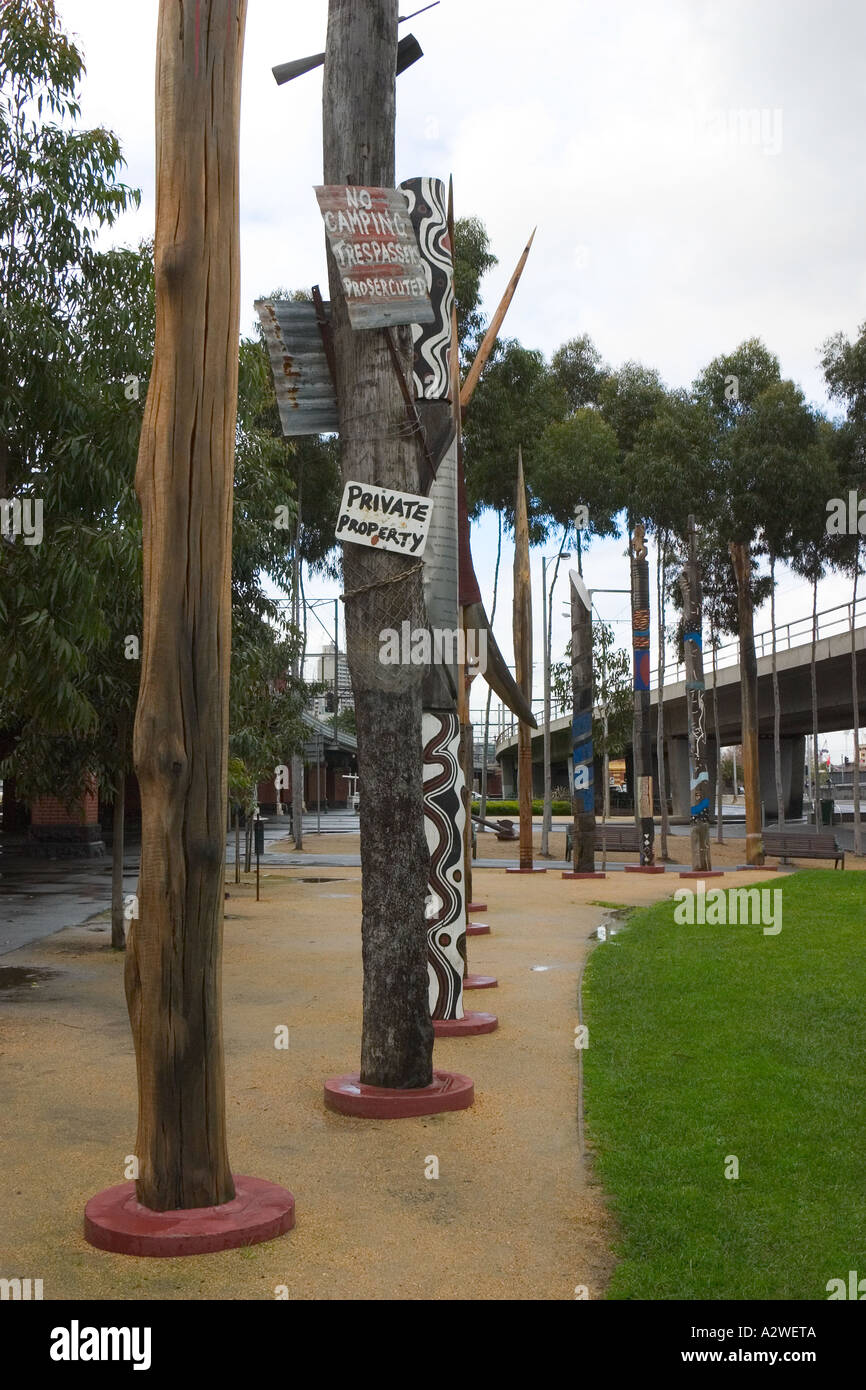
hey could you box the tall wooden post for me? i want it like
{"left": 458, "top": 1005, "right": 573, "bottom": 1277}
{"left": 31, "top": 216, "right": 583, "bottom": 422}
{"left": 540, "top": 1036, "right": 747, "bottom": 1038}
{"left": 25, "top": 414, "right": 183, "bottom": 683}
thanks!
{"left": 514, "top": 449, "right": 534, "bottom": 871}
{"left": 729, "top": 540, "right": 764, "bottom": 866}
{"left": 122, "top": 0, "right": 247, "bottom": 1212}
{"left": 679, "top": 516, "right": 712, "bottom": 872}
{"left": 569, "top": 569, "right": 595, "bottom": 873}
{"left": 630, "top": 524, "right": 655, "bottom": 866}
{"left": 323, "top": 0, "right": 433, "bottom": 1088}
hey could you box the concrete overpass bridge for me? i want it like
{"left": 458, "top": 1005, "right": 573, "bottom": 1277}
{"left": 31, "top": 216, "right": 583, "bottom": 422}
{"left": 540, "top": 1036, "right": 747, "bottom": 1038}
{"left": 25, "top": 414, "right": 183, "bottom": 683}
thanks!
{"left": 495, "top": 600, "right": 866, "bottom": 821}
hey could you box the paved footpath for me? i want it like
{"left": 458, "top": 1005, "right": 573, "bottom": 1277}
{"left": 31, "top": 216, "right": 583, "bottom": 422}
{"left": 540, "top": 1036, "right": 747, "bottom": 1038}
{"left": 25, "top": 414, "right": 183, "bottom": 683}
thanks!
{"left": 0, "top": 862, "right": 742, "bottom": 1301}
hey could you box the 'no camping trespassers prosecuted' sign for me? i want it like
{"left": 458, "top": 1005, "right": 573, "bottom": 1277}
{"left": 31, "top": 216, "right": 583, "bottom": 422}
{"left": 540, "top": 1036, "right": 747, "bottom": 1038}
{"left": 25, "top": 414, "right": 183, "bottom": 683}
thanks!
{"left": 336, "top": 481, "right": 432, "bottom": 556}
{"left": 314, "top": 184, "right": 435, "bottom": 329}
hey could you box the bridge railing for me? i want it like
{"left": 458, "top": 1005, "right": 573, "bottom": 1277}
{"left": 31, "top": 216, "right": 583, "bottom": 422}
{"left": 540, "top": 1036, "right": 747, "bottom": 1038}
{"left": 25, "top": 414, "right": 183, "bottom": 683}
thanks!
{"left": 492, "top": 597, "right": 866, "bottom": 751}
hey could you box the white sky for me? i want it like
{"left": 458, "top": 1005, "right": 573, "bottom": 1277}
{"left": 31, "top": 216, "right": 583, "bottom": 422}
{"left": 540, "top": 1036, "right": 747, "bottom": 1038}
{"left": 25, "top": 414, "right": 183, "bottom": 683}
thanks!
{"left": 58, "top": 0, "right": 866, "bottom": 754}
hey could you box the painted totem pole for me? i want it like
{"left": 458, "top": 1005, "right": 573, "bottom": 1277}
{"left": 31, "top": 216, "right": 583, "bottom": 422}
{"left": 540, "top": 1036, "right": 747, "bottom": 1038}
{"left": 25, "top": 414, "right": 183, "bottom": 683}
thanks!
{"left": 399, "top": 177, "right": 468, "bottom": 1027}
{"left": 679, "top": 515, "right": 713, "bottom": 872}
{"left": 567, "top": 568, "right": 596, "bottom": 875}
{"left": 630, "top": 523, "right": 655, "bottom": 866}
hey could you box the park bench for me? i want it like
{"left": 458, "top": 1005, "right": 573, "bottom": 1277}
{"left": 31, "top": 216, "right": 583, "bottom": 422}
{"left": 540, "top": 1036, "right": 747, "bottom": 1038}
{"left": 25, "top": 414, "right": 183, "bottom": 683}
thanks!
{"left": 472, "top": 813, "right": 518, "bottom": 842}
{"left": 565, "top": 821, "right": 641, "bottom": 859}
{"left": 762, "top": 829, "right": 845, "bottom": 869}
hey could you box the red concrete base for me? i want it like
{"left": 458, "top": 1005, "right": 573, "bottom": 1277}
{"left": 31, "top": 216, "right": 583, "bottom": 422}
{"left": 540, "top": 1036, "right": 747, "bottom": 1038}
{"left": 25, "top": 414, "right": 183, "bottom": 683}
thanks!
{"left": 735, "top": 864, "right": 779, "bottom": 871}
{"left": 562, "top": 871, "right": 607, "bottom": 879}
{"left": 83, "top": 1175, "right": 294, "bottom": 1258}
{"left": 624, "top": 865, "right": 666, "bottom": 874}
{"left": 679, "top": 870, "right": 725, "bottom": 878}
{"left": 467, "top": 901, "right": 487, "bottom": 913}
{"left": 463, "top": 973, "right": 498, "bottom": 990}
{"left": 433, "top": 1011, "right": 498, "bottom": 1037}
{"left": 505, "top": 866, "right": 547, "bottom": 873}
{"left": 466, "top": 921, "right": 490, "bottom": 936}
{"left": 323, "top": 1070, "right": 474, "bottom": 1118}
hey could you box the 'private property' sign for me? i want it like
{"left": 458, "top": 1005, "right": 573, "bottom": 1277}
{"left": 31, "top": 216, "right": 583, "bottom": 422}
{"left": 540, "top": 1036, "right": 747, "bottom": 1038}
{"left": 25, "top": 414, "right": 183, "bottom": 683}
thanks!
{"left": 336, "top": 481, "right": 432, "bottom": 556}
{"left": 315, "top": 185, "right": 434, "bottom": 329}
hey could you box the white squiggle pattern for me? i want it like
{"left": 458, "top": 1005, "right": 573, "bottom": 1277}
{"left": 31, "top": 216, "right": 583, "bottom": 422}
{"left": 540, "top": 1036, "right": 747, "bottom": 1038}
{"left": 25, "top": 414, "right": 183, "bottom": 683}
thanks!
{"left": 400, "top": 177, "right": 454, "bottom": 400}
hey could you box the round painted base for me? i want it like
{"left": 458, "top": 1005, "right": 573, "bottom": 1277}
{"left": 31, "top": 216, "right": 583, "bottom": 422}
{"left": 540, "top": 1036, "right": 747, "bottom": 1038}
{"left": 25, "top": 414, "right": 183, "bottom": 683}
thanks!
{"left": 463, "top": 973, "right": 498, "bottom": 989}
{"left": 624, "top": 865, "right": 666, "bottom": 874}
{"left": 679, "top": 870, "right": 725, "bottom": 878}
{"left": 735, "top": 864, "right": 779, "bottom": 871}
{"left": 83, "top": 1176, "right": 295, "bottom": 1258}
{"left": 323, "top": 1070, "right": 474, "bottom": 1118}
{"left": 505, "top": 866, "right": 547, "bottom": 873}
{"left": 467, "top": 901, "right": 487, "bottom": 913}
{"left": 466, "top": 921, "right": 490, "bottom": 935}
{"left": 562, "top": 871, "right": 607, "bottom": 879}
{"left": 433, "top": 1011, "right": 498, "bottom": 1037}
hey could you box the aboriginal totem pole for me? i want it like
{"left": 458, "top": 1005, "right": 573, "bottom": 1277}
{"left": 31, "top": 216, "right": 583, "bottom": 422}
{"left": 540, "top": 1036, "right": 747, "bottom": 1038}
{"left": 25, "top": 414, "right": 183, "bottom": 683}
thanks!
{"left": 679, "top": 515, "right": 713, "bottom": 872}
{"left": 630, "top": 523, "right": 655, "bottom": 866}
{"left": 399, "top": 176, "right": 473, "bottom": 1030}
{"left": 566, "top": 568, "right": 597, "bottom": 876}
{"left": 510, "top": 449, "right": 540, "bottom": 873}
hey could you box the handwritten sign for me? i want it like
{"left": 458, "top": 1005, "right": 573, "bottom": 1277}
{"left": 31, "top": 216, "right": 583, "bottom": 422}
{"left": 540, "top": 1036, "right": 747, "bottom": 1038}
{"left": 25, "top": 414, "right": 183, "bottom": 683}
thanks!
{"left": 336, "top": 481, "right": 431, "bottom": 556}
{"left": 315, "top": 185, "right": 435, "bottom": 329}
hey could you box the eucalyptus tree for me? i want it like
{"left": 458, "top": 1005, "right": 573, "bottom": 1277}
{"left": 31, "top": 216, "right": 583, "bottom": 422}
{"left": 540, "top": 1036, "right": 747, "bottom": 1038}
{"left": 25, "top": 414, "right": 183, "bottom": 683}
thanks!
{"left": 787, "top": 421, "right": 839, "bottom": 826}
{"left": 532, "top": 406, "right": 622, "bottom": 847}
{"left": 0, "top": 0, "right": 140, "bottom": 757}
{"left": 627, "top": 388, "right": 715, "bottom": 855}
{"left": 693, "top": 339, "right": 783, "bottom": 864}
{"left": 730, "top": 381, "right": 834, "bottom": 827}
{"left": 822, "top": 321, "right": 866, "bottom": 852}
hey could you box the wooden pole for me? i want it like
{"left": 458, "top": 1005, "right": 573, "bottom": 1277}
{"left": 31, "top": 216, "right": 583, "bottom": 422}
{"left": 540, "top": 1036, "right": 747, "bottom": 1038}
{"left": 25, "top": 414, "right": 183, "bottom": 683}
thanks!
{"left": 570, "top": 569, "right": 595, "bottom": 872}
{"left": 514, "top": 448, "right": 534, "bottom": 870}
{"left": 126, "top": 0, "right": 247, "bottom": 1211}
{"left": 324, "top": 0, "right": 433, "bottom": 1088}
{"left": 729, "top": 540, "right": 764, "bottom": 865}
{"left": 630, "top": 524, "right": 654, "bottom": 865}
{"left": 460, "top": 229, "right": 536, "bottom": 412}
{"left": 679, "top": 516, "right": 712, "bottom": 871}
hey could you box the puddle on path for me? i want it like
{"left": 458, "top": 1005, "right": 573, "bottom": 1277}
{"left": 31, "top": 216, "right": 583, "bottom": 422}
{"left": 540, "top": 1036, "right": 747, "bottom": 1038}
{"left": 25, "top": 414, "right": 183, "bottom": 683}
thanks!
{"left": 0, "top": 965, "right": 62, "bottom": 996}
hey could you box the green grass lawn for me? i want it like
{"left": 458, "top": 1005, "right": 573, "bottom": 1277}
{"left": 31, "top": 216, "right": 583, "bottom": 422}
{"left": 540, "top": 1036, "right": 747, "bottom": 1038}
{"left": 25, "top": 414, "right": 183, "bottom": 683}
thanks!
{"left": 582, "top": 870, "right": 866, "bottom": 1299}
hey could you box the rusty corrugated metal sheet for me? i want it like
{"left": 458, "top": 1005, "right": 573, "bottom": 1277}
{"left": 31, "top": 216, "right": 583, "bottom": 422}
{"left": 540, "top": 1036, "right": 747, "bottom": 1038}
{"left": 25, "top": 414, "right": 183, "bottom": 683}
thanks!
{"left": 254, "top": 299, "right": 339, "bottom": 437}
{"left": 314, "top": 185, "right": 434, "bottom": 330}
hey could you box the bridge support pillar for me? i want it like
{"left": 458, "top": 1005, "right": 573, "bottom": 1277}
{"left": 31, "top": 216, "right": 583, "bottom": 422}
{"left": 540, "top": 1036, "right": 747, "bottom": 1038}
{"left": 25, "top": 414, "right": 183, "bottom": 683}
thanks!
{"left": 759, "top": 736, "right": 805, "bottom": 822}
{"left": 667, "top": 737, "right": 692, "bottom": 818}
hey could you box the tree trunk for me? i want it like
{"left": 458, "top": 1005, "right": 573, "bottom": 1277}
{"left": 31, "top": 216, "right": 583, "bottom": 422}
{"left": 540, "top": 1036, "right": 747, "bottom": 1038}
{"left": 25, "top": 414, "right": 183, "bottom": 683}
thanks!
{"left": 126, "top": 0, "right": 246, "bottom": 1211}
{"left": 711, "top": 629, "right": 724, "bottom": 844}
{"left": 852, "top": 560, "right": 862, "bottom": 855}
{"left": 244, "top": 812, "right": 253, "bottom": 874}
{"left": 513, "top": 448, "right": 534, "bottom": 870}
{"left": 110, "top": 768, "right": 126, "bottom": 951}
{"left": 324, "top": 0, "right": 432, "bottom": 1088}
{"left": 234, "top": 807, "right": 240, "bottom": 884}
{"left": 811, "top": 574, "right": 820, "bottom": 827}
{"left": 656, "top": 536, "right": 669, "bottom": 858}
{"left": 678, "top": 516, "right": 711, "bottom": 871}
{"left": 728, "top": 541, "right": 763, "bottom": 865}
{"left": 769, "top": 553, "right": 785, "bottom": 828}
{"left": 478, "top": 512, "right": 502, "bottom": 824}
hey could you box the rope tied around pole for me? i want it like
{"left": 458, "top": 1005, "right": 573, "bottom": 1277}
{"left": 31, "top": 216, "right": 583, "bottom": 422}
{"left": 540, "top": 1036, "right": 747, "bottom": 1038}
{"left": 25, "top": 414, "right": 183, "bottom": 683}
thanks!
{"left": 340, "top": 559, "right": 424, "bottom": 602}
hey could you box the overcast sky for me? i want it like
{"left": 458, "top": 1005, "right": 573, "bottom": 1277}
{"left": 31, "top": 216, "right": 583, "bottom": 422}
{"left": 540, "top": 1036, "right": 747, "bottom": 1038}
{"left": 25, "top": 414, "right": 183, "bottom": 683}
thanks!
{"left": 58, "top": 0, "right": 866, "bottom": 753}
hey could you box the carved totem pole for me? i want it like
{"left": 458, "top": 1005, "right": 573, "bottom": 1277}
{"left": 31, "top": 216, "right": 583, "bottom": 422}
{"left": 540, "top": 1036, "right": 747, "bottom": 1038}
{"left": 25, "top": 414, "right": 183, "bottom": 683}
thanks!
{"left": 630, "top": 524, "right": 655, "bottom": 866}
